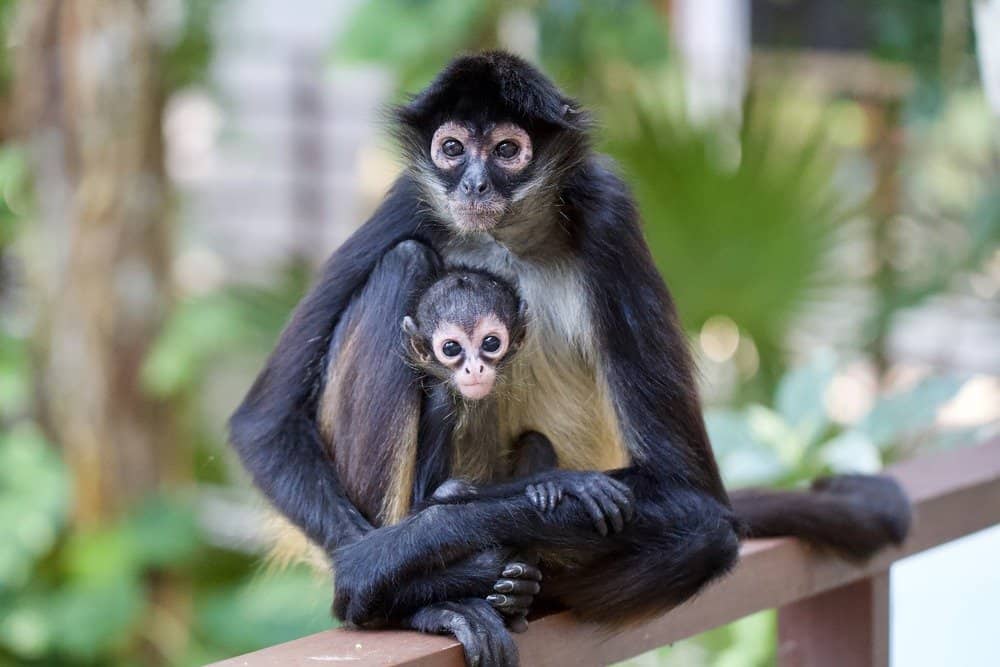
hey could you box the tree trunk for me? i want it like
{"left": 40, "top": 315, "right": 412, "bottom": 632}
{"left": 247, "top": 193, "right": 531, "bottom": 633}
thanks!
{"left": 15, "top": 0, "right": 177, "bottom": 525}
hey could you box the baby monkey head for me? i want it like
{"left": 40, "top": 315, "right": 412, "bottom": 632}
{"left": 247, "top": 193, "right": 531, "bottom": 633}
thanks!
{"left": 403, "top": 270, "right": 526, "bottom": 401}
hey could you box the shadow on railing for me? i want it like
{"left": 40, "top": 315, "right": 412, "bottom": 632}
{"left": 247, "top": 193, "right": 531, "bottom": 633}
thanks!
{"left": 210, "top": 438, "right": 1000, "bottom": 667}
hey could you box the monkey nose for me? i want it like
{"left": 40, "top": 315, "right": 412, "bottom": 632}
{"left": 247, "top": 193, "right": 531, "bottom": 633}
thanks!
{"left": 461, "top": 176, "right": 489, "bottom": 196}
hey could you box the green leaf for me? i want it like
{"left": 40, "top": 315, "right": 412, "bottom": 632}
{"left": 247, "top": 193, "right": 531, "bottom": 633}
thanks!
{"left": 0, "top": 424, "right": 69, "bottom": 589}
{"left": 62, "top": 524, "right": 142, "bottom": 583}
{"left": 0, "top": 578, "right": 143, "bottom": 661}
{"left": 604, "top": 83, "right": 845, "bottom": 378}
{"left": 745, "top": 405, "right": 804, "bottom": 468}
{"left": 774, "top": 351, "right": 836, "bottom": 444}
{"left": 127, "top": 494, "right": 201, "bottom": 569}
{"left": 818, "top": 430, "right": 882, "bottom": 474}
{"left": 48, "top": 578, "right": 144, "bottom": 660}
{"left": 336, "top": 0, "right": 494, "bottom": 93}
{"left": 858, "top": 375, "right": 964, "bottom": 449}
{"left": 706, "top": 409, "right": 787, "bottom": 487}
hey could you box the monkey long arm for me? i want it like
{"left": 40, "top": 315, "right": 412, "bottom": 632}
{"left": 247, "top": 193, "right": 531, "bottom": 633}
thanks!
{"left": 229, "top": 176, "right": 430, "bottom": 553}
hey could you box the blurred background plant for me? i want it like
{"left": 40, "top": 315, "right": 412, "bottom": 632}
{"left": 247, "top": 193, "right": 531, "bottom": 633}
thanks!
{"left": 0, "top": 0, "right": 996, "bottom": 665}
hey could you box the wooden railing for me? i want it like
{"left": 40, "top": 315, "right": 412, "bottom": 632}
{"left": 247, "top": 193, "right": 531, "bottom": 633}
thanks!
{"left": 210, "top": 438, "right": 1000, "bottom": 667}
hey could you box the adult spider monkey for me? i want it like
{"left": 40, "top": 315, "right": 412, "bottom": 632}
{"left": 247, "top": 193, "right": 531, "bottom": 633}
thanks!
{"left": 230, "top": 52, "right": 910, "bottom": 666}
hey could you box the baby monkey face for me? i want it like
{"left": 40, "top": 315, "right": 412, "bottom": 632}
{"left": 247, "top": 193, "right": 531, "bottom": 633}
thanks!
{"left": 403, "top": 269, "right": 525, "bottom": 401}
{"left": 431, "top": 314, "right": 511, "bottom": 400}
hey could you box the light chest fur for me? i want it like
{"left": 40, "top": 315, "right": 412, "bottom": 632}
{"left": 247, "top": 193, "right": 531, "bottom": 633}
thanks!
{"left": 443, "top": 233, "right": 628, "bottom": 480}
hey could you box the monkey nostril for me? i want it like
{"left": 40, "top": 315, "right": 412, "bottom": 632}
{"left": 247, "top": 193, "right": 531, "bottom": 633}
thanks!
{"left": 465, "top": 367, "right": 471, "bottom": 374}
{"left": 479, "top": 365, "right": 484, "bottom": 373}
{"left": 476, "top": 180, "right": 488, "bottom": 194}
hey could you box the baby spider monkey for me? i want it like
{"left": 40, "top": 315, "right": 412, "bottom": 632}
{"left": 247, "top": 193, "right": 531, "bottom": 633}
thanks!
{"left": 402, "top": 269, "right": 634, "bottom": 535}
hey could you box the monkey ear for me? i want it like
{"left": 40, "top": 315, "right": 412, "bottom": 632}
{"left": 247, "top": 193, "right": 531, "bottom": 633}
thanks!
{"left": 402, "top": 316, "right": 431, "bottom": 363}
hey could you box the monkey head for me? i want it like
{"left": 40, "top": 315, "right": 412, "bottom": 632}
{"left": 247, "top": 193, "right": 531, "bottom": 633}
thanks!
{"left": 402, "top": 270, "right": 526, "bottom": 401}
{"left": 394, "top": 51, "right": 590, "bottom": 233}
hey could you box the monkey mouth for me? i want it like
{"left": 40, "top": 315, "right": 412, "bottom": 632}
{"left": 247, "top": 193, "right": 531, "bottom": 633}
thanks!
{"left": 456, "top": 379, "right": 495, "bottom": 400}
{"left": 449, "top": 199, "right": 506, "bottom": 232}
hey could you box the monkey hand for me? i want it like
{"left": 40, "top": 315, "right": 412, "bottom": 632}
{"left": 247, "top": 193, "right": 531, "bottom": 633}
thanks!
{"left": 406, "top": 598, "right": 519, "bottom": 667}
{"left": 487, "top": 554, "right": 542, "bottom": 633}
{"left": 528, "top": 471, "right": 634, "bottom": 536}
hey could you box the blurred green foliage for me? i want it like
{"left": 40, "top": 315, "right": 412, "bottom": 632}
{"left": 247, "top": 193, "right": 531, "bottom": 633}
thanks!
{"left": 707, "top": 353, "right": 970, "bottom": 490}
{"left": 604, "top": 81, "right": 845, "bottom": 388}
{"left": 162, "top": 0, "right": 221, "bottom": 93}
{"left": 336, "top": 0, "right": 669, "bottom": 102}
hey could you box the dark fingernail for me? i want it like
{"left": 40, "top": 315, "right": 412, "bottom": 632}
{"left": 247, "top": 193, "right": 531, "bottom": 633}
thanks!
{"left": 487, "top": 594, "right": 505, "bottom": 604}
{"left": 495, "top": 581, "right": 513, "bottom": 592}
{"left": 502, "top": 566, "right": 522, "bottom": 577}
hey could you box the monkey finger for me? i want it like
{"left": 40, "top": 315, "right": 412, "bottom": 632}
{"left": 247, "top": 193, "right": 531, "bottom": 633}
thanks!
{"left": 502, "top": 562, "right": 542, "bottom": 581}
{"left": 508, "top": 613, "right": 529, "bottom": 634}
{"left": 607, "top": 479, "right": 637, "bottom": 518}
{"left": 487, "top": 594, "right": 533, "bottom": 610}
{"left": 595, "top": 489, "right": 625, "bottom": 533}
{"left": 579, "top": 493, "right": 609, "bottom": 536}
{"left": 600, "top": 485, "right": 633, "bottom": 527}
{"left": 542, "top": 483, "right": 553, "bottom": 511}
{"left": 494, "top": 578, "right": 541, "bottom": 595}
{"left": 526, "top": 485, "right": 543, "bottom": 510}
{"left": 546, "top": 482, "right": 561, "bottom": 509}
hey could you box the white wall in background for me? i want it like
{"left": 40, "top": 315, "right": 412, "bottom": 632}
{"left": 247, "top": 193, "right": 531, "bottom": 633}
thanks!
{"left": 891, "top": 524, "right": 1000, "bottom": 666}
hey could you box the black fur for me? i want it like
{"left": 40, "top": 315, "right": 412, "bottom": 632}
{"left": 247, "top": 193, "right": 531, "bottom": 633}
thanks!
{"left": 230, "top": 51, "right": 912, "bottom": 667}
{"left": 731, "top": 474, "right": 911, "bottom": 560}
{"left": 229, "top": 179, "right": 433, "bottom": 548}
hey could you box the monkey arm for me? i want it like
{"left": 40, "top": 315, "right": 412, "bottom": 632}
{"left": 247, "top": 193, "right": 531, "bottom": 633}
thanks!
{"left": 229, "top": 175, "right": 432, "bottom": 553}
{"left": 411, "top": 380, "right": 457, "bottom": 506}
{"left": 573, "top": 160, "right": 730, "bottom": 503}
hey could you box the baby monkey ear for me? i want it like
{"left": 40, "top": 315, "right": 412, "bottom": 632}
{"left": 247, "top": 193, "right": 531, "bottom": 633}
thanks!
{"left": 401, "top": 316, "right": 430, "bottom": 362}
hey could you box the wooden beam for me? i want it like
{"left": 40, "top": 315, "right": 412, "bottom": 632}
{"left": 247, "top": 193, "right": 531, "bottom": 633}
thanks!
{"left": 209, "top": 438, "right": 1000, "bottom": 667}
{"left": 777, "top": 573, "right": 889, "bottom": 667}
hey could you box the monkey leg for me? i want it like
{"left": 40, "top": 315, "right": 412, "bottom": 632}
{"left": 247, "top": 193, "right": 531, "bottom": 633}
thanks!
{"left": 535, "top": 491, "right": 739, "bottom": 624}
{"left": 333, "top": 470, "right": 739, "bottom": 626}
{"left": 511, "top": 430, "right": 559, "bottom": 477}
{"left": 340, "top": 548, "right": 541, "bottom": 628}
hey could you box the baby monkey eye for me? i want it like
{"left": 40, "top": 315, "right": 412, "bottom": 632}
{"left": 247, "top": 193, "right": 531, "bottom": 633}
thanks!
{"left": 441, "top": 340, "right": 462, "bottom": 357}
{"left": 441, "top": 139, "right": 464, "bottom": 158}
{"left": 481, "top": 335, "right": 502, "bottom": 353}
{"left": 494, "top": 140, "right": 519, "bottom": 159}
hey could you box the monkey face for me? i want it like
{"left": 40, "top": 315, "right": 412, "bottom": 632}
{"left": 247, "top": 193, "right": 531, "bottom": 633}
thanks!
{"left": 430, "top": 314, "right": 511, "bottom": 400}
{"left": 403, "top": 270, "right": 526, "bottom": 400}
{"left": 428, "top": 121, "right": 533, "bottom": 232}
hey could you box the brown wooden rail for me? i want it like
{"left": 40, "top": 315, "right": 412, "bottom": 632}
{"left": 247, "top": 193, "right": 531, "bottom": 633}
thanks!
{"left": 210, "top": 438, "right": 1000, "bottom": 667}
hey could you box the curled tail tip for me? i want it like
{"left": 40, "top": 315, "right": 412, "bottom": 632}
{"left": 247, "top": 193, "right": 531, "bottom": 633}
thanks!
{"left": 811, "top": 472, "right": 913, "bottom": 545}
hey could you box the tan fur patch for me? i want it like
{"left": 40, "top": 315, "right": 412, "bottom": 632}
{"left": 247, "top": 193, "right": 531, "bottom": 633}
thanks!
{"left": 380, "top": 412, "right": 419, "bottom": 524}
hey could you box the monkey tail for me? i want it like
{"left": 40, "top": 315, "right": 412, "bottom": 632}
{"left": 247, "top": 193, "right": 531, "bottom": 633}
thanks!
{"left": 729, "top": 474, "right": 912, "bottom": 560}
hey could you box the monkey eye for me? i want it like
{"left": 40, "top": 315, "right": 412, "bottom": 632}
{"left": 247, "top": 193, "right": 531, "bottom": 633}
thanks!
{"left": 441, "top": 340, "right": 462, "bottom": 358}
{"left": 494, "top": 140, "right": 519, "bottom": 159}
{"left": 481, "top": 335, "right": 502, "bottom": 353}
{"left": 441, "top": 139, "right": 464, "bottom": 158}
